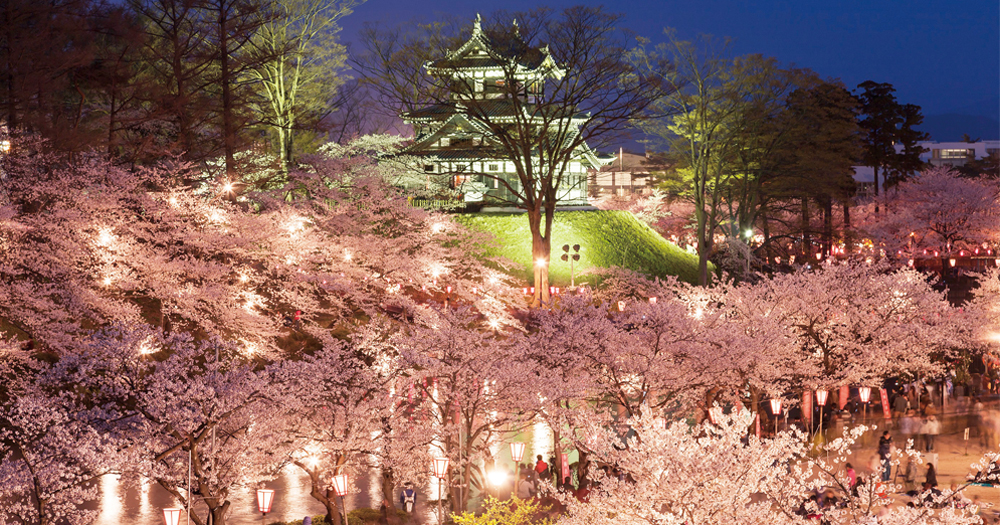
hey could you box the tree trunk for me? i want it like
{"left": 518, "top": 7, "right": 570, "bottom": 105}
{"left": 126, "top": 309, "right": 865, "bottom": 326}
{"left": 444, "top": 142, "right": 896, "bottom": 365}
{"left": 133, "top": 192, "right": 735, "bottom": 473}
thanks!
{"left": 696, "top": 206, "right": 711, "bottom": 286}
{"left": 873, "top": 165, "right": 880, "bottom": 214}
{"left": 218, "top": 4, "right": 235, "bottom": 179}
{"left": 800, "top": 197, "right": 810, "bottom": 258}
{"left": 4, "top": 0, "right": 16, "bottom": 129}
{"left": 527, "top": 204, "right": 552, "bottom": 307}
{"left": 822, "top": 195, "right": 833, "bottom": 257}
{"left": 761, "top": 212, "right": 771, "bottom": 265}
{"left": 171, "top": 35, "right": 192, "bottom": 158}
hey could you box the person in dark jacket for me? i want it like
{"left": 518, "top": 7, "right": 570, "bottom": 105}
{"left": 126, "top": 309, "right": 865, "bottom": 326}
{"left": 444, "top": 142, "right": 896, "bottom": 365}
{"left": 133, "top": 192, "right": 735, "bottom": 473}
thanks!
{"left": 925, "top": 463, "right": 938, "bottom": 488}
{"left": 878, "top": 431, "right": 893, "bottom": 482}
{"left": 399, "top": 482, "right": 417, "bottom": 513}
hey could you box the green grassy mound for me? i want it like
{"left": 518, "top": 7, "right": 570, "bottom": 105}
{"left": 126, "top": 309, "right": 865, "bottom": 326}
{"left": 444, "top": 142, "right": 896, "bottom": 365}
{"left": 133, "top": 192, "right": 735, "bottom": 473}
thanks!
{"left": 455, "top": 210, "right": 704, "bottom": 286}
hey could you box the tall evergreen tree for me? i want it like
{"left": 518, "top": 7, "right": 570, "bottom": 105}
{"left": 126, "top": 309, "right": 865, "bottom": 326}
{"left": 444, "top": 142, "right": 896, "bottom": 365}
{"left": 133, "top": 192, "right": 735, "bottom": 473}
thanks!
{"left": 855, "top": 81, "right": 928, "bottom": 202}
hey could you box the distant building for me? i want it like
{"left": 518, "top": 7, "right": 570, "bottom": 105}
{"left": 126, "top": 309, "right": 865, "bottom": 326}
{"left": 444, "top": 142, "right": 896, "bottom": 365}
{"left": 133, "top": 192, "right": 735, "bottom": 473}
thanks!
{"left": 589, "top": 150, "right": 668, "bottom": 196}
{"left": 921, "top": 140, "right": 999, "bottom": 168}
{"left": 400, "top": 15, "right": 608, "bottom": 206}
{"left": 852, "top": 139, "right": 999, "bottom": 195}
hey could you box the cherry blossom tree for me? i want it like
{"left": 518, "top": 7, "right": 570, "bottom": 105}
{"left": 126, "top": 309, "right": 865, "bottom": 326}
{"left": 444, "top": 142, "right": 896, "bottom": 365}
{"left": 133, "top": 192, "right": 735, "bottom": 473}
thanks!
{"left": 737, "top": 261, "right": 967, "bottom": 389}
{"left": 557, "top": 407, "right": 990, "bottom": 525}
{"left": 857, "top": 166, "right": 1000, "bottom": 256}
{"left": 395, "top": 307, "right": 548, "bottom": 512}
{"left": 269, "top": 323, "right": 436, "bottom": 525}
{"left": 53, "top": 323, "right": 296, "bottom": 525}
{"left": 0, "top": 140, "right": 515, "bottom": 357}
{"left": 0, "top": 344, "right": 122, "bottom": 525}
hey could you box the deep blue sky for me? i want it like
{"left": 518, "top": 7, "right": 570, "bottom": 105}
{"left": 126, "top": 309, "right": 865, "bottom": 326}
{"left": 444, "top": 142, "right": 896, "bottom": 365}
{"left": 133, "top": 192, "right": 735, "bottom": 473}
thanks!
{"left": 339, "top": 0, "right": 999, "bottom": 121}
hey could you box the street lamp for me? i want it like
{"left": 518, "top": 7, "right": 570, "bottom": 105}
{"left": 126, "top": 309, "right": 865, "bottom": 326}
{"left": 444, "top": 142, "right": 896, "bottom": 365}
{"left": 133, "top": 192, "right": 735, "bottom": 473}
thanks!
{"left": 561, "top": 244, "right": 581, "bottom": 288}
{"left": 332, "top": 474, "right": 349, "bottom": 525}
{"left": 510, "top": 442, "right": 525, "bottom": 464}
{"left": 163, "top": 508, "right": 182, "bottom": 525}
{"left": 769, "top": 398, "right": 782, "bottom": 437}
{"left": 432, "top": 457, "right": 450, "bottom": 525}
{"left": 859, "top": 386, "right": 872, "bottom": 424}
{"left": 256, "top": 488, "right": 274, "bottom": 525}
{"left": 815, "top": 389, "right": 828, "bottom": 439}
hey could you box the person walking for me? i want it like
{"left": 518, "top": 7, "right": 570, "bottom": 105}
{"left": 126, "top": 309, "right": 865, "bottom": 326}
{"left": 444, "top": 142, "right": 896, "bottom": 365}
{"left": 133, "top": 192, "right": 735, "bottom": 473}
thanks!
{"left": 893, "top": 392, "right": 909, "bottom": 421}
{"left": 877, "top": 431, "right": 893, "bottom": 482}
{"left": 903, "top": 455, "right": 919, "bottom": 493}
{"left": 399, "top": 482, "right": 417, "bottom": 514}
{"left": 922, "top": 411, "right": 940, "bottom": 452}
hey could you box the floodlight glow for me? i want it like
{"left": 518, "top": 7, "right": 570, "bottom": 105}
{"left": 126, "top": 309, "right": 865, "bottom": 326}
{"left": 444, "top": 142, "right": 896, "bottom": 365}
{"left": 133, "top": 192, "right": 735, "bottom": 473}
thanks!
{"left": 487, "top": 469, "right": 507, "bottom": 486}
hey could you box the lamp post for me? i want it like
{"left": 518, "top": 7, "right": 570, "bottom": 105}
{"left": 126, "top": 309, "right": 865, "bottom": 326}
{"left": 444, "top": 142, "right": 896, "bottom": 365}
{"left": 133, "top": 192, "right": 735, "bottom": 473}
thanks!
{"left": 859, "top": 386, "right": 872, "bottom": 424}
{"left": 432, "top": 457, "right": 450, "bottom": 525}
{"left": 510, "top": 442, "right": 525, "bottom": 466}
{"left": 815, "top": 389, "right": 829, "bottom": 440}
{"left": 332, "top": 474, "right": 349, "bottom": 525}
{"left": 561, "top": 244, "right": 581, "bottom": 289}
{"left": 256, "top": 488, "right": 274, "bottom": 525}
{"left": 769, "top": 398, "right": 782, "bottom": 437}
{"left": 509, "top": 441, "right": 525, "bottom": 500}
{"left": 163, "top": 508, "right": 182, "bottom": 525}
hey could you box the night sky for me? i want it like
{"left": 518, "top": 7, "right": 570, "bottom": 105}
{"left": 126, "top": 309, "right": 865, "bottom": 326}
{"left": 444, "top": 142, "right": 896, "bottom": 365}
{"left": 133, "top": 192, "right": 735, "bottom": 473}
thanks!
{"left": 340, "top": 0, "right": 1000, "bottom": 140}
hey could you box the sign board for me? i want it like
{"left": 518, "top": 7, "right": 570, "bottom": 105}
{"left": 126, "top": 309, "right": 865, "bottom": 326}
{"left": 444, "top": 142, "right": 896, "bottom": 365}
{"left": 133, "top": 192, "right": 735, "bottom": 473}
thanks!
{"left": 880, "top": 388, "right": 891, "bottom": 419}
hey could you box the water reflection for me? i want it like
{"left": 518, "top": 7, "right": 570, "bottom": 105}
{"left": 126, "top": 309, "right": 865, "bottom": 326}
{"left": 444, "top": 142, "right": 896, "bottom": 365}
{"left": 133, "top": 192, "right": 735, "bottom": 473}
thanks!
{"left": 90, "top": 424, "right": 566, "bottom": 524}
{"left": 91, "top": 463, "right": 442, "bottom": 525}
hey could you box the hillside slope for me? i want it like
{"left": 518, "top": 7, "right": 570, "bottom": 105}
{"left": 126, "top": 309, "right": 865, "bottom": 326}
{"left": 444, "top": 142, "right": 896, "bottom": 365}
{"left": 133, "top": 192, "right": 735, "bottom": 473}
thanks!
{"left": 456, "top": 210, "right": 704, "bottom": 286}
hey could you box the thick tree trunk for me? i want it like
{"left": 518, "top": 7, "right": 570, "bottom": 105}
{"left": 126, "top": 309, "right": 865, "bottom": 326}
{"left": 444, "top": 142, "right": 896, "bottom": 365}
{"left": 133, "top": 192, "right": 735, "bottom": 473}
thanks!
{"left": 528, "top": 204, "right": 552, "bottom": 307}
{"left": 696, "top": 207, "right": 711, "bottom": 286}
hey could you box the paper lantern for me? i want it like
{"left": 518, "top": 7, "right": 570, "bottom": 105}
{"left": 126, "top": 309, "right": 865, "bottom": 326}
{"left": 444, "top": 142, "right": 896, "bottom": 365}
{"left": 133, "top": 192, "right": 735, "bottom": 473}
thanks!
{"left": 256, "top": 488, "right": 275, "bottom": 514}
{"left": 432, "top": 457, "right": 450, "bottom": 479}
{"left": 163, "top": 508, "right": 182, "bottom": 525}
{"left": 859, "top": 386, "right": 872, "bottom": 404}
{"left": 815, "top": 389, "right": 829, "bottom": 407}
{"left": 331, "top": 474, "right": 349, "bottom": 497}
{"left": 510, "top": 442, "right": 525, "bottom": 463}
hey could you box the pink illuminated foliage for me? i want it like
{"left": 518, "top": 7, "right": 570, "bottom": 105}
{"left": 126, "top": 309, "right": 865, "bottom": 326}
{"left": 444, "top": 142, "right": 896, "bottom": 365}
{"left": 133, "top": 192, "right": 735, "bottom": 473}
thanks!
{"left": 0, "top": 141, "right": 513, "bottom": 357}
{"left": 857, "top": 166, "right": 1000, "bottom": 255}
{"left": 556, "top": 408, "right": 992, "bottom": 525}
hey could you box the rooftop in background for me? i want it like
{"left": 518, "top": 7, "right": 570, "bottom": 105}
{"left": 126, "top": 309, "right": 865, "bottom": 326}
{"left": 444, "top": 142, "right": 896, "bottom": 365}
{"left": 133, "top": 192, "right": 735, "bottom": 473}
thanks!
{"left": 852, "top": 139, "right": 999, "bottom": 189}
{"left": 599, "top": 151, "right": 671, "bottom": 173}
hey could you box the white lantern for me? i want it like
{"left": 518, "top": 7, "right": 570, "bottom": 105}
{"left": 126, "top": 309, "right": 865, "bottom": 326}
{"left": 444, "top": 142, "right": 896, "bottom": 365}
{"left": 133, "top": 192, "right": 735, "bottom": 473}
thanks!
{"left": 256, "top": 488, "right": 275, "bottom": 514}
{"left": 815, "top": 389, "right": 829, "bottom": 407}
{"left": 331, "top": 474, "right": 349, "bottom": 497}
{"left": 769, "top": 398, "right": 782, "bottom": 416}
{"left": 162, "top": 508, "right": 182, "bottom": 525}
{"left": 510, "top": 442, "right": 526, "bottom": 463}
{"left": 859, "top": 386, "right": 872, "bottom": 404}
{"left": 432, "top": 456, "right": 450, "bottom": 479}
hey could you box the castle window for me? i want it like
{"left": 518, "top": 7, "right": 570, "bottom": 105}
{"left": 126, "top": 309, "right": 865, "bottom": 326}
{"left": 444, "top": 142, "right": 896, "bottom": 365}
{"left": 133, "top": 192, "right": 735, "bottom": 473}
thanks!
{"left": 424, "top": 164, "right": 435, "bottom": 173}
{"left": 488, "top": 164, "right": 499, "bottom": 171}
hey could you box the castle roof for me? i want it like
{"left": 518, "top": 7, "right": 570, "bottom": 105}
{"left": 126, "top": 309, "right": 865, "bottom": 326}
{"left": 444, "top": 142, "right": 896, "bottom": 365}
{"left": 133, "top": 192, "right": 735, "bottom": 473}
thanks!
{"left": 425, "top": 15, "right": 563, "bottom": 78}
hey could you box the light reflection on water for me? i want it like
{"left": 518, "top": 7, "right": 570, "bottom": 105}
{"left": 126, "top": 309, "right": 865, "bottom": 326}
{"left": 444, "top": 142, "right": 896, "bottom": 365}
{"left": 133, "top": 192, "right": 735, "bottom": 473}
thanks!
{"left": 89, "top": 424, "right": 567, "bottom": 524}
{"left": 90, "top": 465, "right": 440, "bottom": 525}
